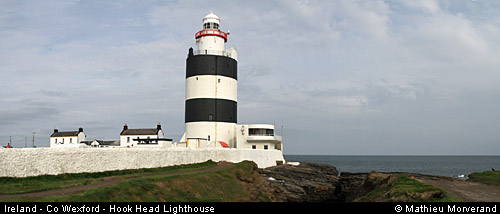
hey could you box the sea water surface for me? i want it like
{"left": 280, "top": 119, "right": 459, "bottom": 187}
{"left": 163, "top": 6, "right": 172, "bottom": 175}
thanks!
{"left": 284, "top": 155, "right": 500, "bottom": 178}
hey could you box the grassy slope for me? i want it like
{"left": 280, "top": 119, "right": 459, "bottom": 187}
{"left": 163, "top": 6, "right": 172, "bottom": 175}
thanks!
{"left": 2, "top": 161, "right": 468, "bottom": 202}
{"left": 468, "top": 171, "right": 500, "bottom": 187}
{"left": 0, "top": 161, "right": 217, "bottom": 195}
{"left": 37, "top": 161, "right": 258, "bottom": 202}
{"left": 358, "top": 173, "right": 460, "bottom": 202}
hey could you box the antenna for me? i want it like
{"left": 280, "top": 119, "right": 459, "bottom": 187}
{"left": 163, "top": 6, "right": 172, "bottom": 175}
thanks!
{"left": 281, "top": 125, "right": 284, "bottom": 138}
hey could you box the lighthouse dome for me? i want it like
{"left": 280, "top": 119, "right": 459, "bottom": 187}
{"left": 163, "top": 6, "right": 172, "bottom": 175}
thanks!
{"left": 203, "top": 12, "right": 220, "bottom": 25}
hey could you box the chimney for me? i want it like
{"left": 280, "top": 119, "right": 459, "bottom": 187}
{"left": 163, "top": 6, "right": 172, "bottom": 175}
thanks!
{"left": 157, "top": 122, "right": 161, "bottom": 130}
{"left": 54, "top": 128, "right": 58, "bottom": 133}
{"left": 79, "top": 127, "right": 84, "bottom": 132}
{"left": 123, "top": 123, "right": 128, "bottom": 131}
{"left": 188, "top": 47, "right": 194, "bottom": 57}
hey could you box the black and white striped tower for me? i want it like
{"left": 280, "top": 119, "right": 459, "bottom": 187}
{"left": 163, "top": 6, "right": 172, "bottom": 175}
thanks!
{"left": 185, "top": 12, "right": 238, "bottom": 147}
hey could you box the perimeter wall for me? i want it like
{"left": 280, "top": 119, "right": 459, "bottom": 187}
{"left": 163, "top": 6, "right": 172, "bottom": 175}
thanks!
{"left": 0, "top": 148, "right": 285, "bottom": 177}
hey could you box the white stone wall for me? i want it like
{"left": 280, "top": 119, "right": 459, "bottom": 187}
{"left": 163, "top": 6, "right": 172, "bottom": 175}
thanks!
{"left": 0, "top": 148, "right": 285, "bottom": 177}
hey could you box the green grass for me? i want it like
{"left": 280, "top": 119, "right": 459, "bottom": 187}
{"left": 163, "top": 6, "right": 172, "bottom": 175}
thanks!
{"left": 360, "top": 173, "right": 460, "bottom": 202}
{"left": 35, "top": 161, "right": 258, "bottom": 202}
{"left": 468, "top": 171, "right": 500, "bottom": 187}
{"left": 0, "top": 161, "right": 217, "bottom": 195}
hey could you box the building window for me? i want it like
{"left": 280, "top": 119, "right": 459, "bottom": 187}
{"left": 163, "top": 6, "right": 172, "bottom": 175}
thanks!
{"left": 249, "top": 128, "right": 274, "bottom": 136}
{"left": 209, "top": 114, "right": 213, "bottom": 121}
{"left": 218, "top": 79, "right": 220, "bottom": 83}
{"left": 264, "top": 145, "right": 269, "bottom": 150}
{"left": 70, "top": 138, "right": 72, "bottom": 143}
{"left": 127, "top": 137, "right": 130, "bottom": 143}
{"left": 62, "top": 138, "right": 64, "bottom": 143}
{"left": 252, "top": 145, "right": 256, "bottom": 149}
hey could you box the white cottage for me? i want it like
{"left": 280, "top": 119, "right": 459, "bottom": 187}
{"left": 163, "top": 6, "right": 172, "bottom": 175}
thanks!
{"left": 119, "top": 123, "right": 172, "bottom": 148}
{"left": 50, "top": 127, "right": 87, "bottom": 148}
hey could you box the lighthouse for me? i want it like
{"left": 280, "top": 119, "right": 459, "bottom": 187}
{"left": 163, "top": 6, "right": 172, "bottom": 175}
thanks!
{"left": 184, "top": 12, "right": 238, "bottom": 148}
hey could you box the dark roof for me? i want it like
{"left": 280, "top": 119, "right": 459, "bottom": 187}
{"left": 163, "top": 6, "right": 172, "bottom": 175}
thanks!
{"left": 120, "top": 129, "right": 159, "bottom": 136}
{"left": 50, "top": 131, "right": 81, "bottom": 137}
{"left": 133, "top": 138, "right": 173, "bottom": 141}
{"left": 82, "top": 140, "right": 120, "bottom": 146}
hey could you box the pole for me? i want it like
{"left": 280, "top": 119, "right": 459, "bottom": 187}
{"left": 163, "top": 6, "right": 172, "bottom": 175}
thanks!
{"left": 32, "top": 132, "right": 35, "bottom": 148}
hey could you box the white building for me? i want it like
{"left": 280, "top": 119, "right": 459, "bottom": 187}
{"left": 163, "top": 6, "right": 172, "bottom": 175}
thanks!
{"left": 119, "top": 123, "right": 172, "bottom": 148}
{"left": 236, "top": 124, "right": 283, "bottom": 150}
{"left": 180, "top": 13, "right": 283, "bottom": 154}
{"left": 50, "top": 127, "right": 86, "bottom": 148}
{"left": 81, "top": 140, "right": 120, "bottom": 148}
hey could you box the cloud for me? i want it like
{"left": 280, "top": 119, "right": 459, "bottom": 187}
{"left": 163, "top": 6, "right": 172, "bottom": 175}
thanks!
{"left": 1, "top": 0, "right": 500, "bottom": 154}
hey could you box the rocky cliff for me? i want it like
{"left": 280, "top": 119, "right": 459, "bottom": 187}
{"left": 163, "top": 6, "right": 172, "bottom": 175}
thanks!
{"left": 254, "top": 162, "right": 451, "bottom": 202}
{"left": 257, "top": 162, "right": 340, "bottom": 202}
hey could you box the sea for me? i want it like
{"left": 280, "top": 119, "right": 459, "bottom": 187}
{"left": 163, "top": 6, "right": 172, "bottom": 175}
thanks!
{"left": 284, "top": 155, "right": 500, "bottom": 179}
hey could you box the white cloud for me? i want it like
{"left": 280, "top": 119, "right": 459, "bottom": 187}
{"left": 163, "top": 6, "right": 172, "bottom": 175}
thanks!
{"left": 1, "top": 0, "right": 500, "bottom": 154}
{"left": 401, "top": 0, "right": 441, "bottom": 14}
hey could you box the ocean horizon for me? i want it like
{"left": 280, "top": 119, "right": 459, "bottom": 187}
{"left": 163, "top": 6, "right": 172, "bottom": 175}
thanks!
{"left": 284, "top": 155, "right": 500, "bottom": 178}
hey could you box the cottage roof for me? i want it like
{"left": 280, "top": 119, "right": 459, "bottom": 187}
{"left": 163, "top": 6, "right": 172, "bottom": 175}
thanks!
{"left": 120, "top": 129, "right": 160, "bottom": 136}
{"left": 82, "top": 140, "right": 120, "bottom": 146}
{"left": 50, "top": 131, "right": 81, "bottom": 137}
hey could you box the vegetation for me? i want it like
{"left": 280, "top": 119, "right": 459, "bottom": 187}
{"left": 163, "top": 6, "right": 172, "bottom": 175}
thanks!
{"left": 0, "top": 161, "right": 259, "bottom": 202}
{"left": 2, "top": 160, "right": 472, "bottom": 202}
{"left": 37, "top": 161, "right": 257, "bottom": 202}
{"left": 468, "top": 171, "right": 500, "bottom": 187}
{"left": 357, "top": 172, "right": 460, "bottom": 202}
{"left": 0, "top": 161, "right": 217, "bottom": 195}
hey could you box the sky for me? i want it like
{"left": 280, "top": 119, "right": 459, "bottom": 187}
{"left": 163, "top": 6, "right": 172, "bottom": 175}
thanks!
{"left": 1, "top": 0, "right": 500, "bottom": 155}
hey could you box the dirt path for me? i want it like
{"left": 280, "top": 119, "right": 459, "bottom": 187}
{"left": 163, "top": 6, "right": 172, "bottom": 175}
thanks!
{"left": 0, "top": 162, "right": 234, "bottom": 201}
{"left": 414, "top": 174, "right": 500, "bottom": 202}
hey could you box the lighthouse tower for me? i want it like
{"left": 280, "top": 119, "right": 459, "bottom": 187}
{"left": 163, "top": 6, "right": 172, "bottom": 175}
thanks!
{"left": 184, "top": 12, "right": 238, "bottom": 148}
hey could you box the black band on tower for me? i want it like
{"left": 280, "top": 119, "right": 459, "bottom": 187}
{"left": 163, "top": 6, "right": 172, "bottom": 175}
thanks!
{"left": 185, "top": 98, "right": 237, "bottom": 123}
{"left": 186, "top": 54, "right": 237, "bottom": 80}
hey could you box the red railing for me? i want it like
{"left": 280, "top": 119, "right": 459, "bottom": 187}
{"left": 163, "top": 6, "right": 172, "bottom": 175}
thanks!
{"left": 195, "top": 30, "right": 228, "bottom": 42}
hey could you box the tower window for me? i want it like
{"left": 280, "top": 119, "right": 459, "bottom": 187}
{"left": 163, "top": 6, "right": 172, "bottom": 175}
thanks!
{"left": 252, "top": 145, "right": 256, "bottom": 149}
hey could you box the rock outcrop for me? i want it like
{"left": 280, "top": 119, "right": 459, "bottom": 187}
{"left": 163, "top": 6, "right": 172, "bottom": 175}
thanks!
{"left": 256, "top": 162, "right": 341, "bottom": 202}
{"left": 337, "top": 172, "right": 370, "bottom": 202}
{"left": 254, "top": 163, "right": 451, "bottom": 202}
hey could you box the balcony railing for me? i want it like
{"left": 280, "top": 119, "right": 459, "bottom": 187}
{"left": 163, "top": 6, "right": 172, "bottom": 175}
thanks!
{"left": 191, "top": 49, "right": 235, "bottom": 58}
{"left": 195, "top": 30, "right": 228, "bottom": 42}
{"left": 247, "top": 134, "right": 282, "bottom": 142}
